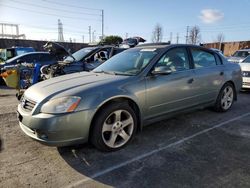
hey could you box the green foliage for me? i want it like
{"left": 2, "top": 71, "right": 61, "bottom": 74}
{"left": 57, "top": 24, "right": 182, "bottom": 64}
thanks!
{"left": 99, "top": 35, "right": 123, "bottom": 45}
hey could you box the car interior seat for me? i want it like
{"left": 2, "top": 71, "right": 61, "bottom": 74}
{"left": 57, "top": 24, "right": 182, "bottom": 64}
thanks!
{"left": 99, "top": 51, "right": 108, "bottom": 61}
{"left": 169, "top": 55, "right": 185, "bottom": 71}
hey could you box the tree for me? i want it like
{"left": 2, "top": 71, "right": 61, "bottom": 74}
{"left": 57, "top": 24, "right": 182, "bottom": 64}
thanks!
{"left": 189, "top": 26, "right": 201, "bottom": 45}
{"left": 99, "top": 35, "right": 123, "bottom": 45}
{"left": 152, "top": 24, "right": 163, "bottom": 43}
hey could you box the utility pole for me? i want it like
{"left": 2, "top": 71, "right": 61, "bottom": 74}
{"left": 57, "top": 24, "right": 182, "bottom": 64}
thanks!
{"left": 185, "top": 26, "right": 189, "bottom": 44}
{"left": 101, "top": 10, "right": 104, "bottom": 40}
{"left": 82, "top": 35, "right": 84, "bottom": 43}
{"left": 92, "top": 30, "right": 96, "bottom": 43}
{"left": 176, "top": 33, "right": 179, "bottom": 44}
{"left": 58, "top": 19, "right": 64, "bottom": 42}
{"left": 169, "top": 32, "right": 172, "bottom": 43}
{"left": 88, "top": 26, "right": 91, "bottom": 43}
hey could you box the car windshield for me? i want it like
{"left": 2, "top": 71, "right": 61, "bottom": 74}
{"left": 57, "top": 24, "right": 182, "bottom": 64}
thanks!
{"left": 232, "top": 50, "right": 250, "bottom": 58}
{"left": 64, "top": 47, "right": 97, "bottom": 62}
{"left": 242, "top": 56, "right": 250, "bottom": 63}
{"left": 93, "top": 48, "right": 158, "bottom": 76}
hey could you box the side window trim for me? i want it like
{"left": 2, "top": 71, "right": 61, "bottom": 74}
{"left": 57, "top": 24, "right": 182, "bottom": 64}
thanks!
{"left": 215, "top": 53, "right": 223, "bottom": 65}
{"left": 186, "top": 47, "right": 195, "bottom": 69}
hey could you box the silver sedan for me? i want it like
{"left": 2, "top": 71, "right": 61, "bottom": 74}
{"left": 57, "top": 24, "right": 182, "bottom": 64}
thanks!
{"left": 17, "top": 44, "right": 242, "bottom": 151}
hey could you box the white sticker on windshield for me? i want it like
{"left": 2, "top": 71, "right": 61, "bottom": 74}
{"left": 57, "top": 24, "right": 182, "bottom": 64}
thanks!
{"left": 140, "top": 48, "right": 156, "bottom": 52}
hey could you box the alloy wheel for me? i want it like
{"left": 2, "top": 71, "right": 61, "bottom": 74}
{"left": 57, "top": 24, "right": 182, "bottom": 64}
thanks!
{"left": 101, "top": 109, "right": 134, "bottom": 148}
{"left": 221, "top": 86, "right": 234, "bottom": 110}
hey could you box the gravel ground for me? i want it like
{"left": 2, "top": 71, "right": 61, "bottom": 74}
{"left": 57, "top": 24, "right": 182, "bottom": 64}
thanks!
{"left": 0, "top": 87, "right": 250, "bottom": 188}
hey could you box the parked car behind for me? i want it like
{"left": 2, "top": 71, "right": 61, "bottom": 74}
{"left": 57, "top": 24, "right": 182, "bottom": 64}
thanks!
{"left": 1, "top": 52, "right": 57, "bottom": 68}
{"left": 40, "top": 42, "right": 126, "bottom": 80}
{"left": 227, "top": 49, "right": 250, "bottom": 63}
{"left": 0, "top": 47, "right": 35, "bottom": 62}
{"left": 17, "top": 44, "right": 242, "bottom": 152}
{"left": 0, "top": 52, "right": 58, "bottom": 85}
{"left": 239, "top": 55, "right": 250, "bottom": 89}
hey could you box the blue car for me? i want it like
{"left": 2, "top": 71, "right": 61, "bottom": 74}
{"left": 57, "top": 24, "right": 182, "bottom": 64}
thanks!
{"left": 0, "top": 52, "right": 58, "bottom": 85}
{"left": 40, "top": 42, "right": 126, "bottom": 80}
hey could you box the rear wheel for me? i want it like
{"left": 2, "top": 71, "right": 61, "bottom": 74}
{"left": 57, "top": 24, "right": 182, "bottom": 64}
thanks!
{"left": 91, "top": 102, "right": 137, "bottom": 152}
{"left": 214, "top": 82, "right": 235, "bottom": 112}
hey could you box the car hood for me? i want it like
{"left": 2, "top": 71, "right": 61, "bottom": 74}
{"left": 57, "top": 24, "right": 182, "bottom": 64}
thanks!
{"left": 43, "top": 41, "right": 74, "bottom": 60}
{"left": 24, "top": 71, "right": 125, "bottom": 103}
{"left": 239, "top": 63, "right": 250, "bottom": 71}
{"left": 227, "top": 56, "right": 244, "bottom": 63}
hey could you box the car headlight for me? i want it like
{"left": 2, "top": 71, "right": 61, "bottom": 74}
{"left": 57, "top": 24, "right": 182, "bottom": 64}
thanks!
{"left": 41, "top": 96, "right": 81, "bottom": 114}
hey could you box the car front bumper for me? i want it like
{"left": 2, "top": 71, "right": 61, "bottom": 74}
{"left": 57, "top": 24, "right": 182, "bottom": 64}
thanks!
{"left": 242, "top": 77, "right": 250, "bottom": 89}
{"left": 17, "top": 104, "right": 96, "bottom": 147}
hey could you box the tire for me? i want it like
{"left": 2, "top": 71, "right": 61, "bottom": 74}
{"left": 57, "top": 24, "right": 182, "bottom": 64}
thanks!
{"left": 91, "top": 102, "right": 137, "bottom": 152}
{"left": 214, "top": 82, "right": 235, "bottom": 112}
{"left": 0, "top": 77, "right": 5, "bottom": 86}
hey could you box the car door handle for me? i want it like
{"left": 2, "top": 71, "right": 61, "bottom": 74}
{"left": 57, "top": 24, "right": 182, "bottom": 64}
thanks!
{"left": 187, "top": 78, "right": 194, "bottom": 84}
{"left": 220, "top": 71, "right": 224, "bottom": 76}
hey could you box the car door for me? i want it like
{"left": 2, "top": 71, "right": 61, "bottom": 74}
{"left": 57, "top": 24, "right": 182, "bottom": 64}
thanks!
{"left": 145, "top": 47, "right": 196, "bottom": 119}
{"left": 189, "top": 47, "right": 225, "bottom": 103}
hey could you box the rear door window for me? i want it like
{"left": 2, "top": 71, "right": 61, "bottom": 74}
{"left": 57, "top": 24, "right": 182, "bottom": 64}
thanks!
{"left": 190, "top": 48, "right": 217, "bottom": 68}
{"left": 21, "top": 54, "right": 40, "bottom": 63}
{"left": 40, "top": 54, "right": 55, "bottom": 62}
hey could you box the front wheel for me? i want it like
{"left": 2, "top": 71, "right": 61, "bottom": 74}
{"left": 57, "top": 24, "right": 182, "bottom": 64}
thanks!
{"left": 214, "top": 82, "right": 235, "bottom": 112}
{"left": 91, "top": 102, "right": 137, "bottom": 152}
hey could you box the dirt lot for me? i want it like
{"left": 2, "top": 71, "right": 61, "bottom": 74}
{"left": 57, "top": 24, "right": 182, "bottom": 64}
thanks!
{"left": 0, "top": 86, "right": 250, "bottom": 188}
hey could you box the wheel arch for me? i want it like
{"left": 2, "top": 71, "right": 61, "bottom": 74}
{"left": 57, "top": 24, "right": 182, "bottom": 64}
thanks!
{"left": 225, "top": 80, "right": 237, "bottom": 101}
{"left": 88, "top": 96, "right": 142, "bottom": 142}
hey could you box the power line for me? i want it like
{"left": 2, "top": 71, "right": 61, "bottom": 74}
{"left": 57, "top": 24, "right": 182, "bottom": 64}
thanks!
{"left": 9, "top": 0, "right": 101, "bottom": 17}
{"left": 41, "top": 0, "right": 102, "bottom": 11}
{"left": 0, "top": 22, "right": 95, "bottom": 35}
{"left": 0, "top": 3, "right": 102, "bottom": 21}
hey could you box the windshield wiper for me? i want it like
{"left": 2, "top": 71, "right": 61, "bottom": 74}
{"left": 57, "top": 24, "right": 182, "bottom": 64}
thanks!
{"left": 112, "top": 72, "right": 133, "bottom": 76}
{"left": 93, "top": 70, "right": 133, "bottom": 76}
{"left": 93, "top": 70, "right": 116, "bottom": 75}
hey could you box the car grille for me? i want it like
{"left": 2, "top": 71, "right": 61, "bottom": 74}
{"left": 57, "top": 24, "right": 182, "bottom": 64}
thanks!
{"left": 243, "top": 82, "right": 250, "bottom": 86}
{"left": 242, "top": 71, "right": 250, "bottom": 77}
{"left": 21, "top": 96, "right": 37, "bottom": 112}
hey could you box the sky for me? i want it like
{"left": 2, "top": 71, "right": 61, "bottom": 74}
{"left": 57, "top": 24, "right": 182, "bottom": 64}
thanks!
{"left": 0, "top": 0, "right": 250, "bottom": 44}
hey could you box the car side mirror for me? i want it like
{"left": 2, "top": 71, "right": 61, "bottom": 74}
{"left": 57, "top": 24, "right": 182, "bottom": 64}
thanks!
{"left": 151, "top": 66, "right": 172, "bottom": 75}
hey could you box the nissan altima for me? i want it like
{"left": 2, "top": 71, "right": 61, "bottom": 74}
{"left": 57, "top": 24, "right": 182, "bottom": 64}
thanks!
{"left": 17, "top": 44, "right": 242, "bottom": 151}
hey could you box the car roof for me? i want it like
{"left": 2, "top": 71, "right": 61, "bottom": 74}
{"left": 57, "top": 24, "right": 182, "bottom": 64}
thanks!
{"left": 15, "top": 51, "right": 50, "bottom": 56}
{"left": 6, "top": 46, "right": 34, "bottom": 50}
{"left": 5, "top": 52, "right": 50, "bottom": 63}
{"left": 135, "top": 43, "right": 211, "bottom": 51}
